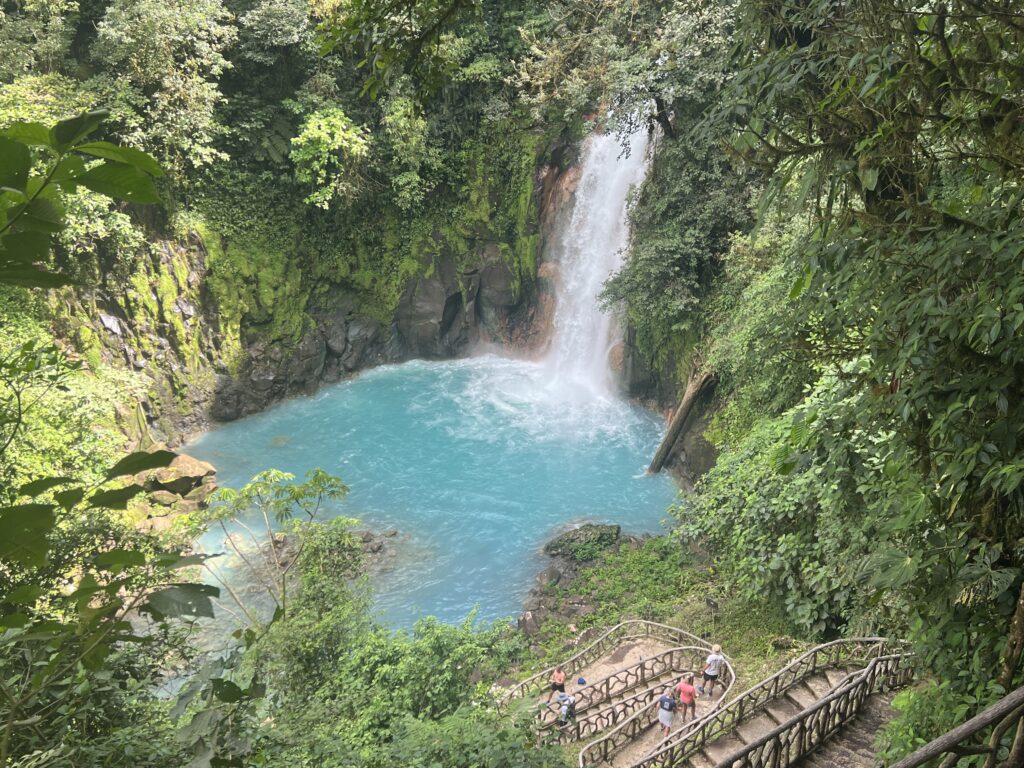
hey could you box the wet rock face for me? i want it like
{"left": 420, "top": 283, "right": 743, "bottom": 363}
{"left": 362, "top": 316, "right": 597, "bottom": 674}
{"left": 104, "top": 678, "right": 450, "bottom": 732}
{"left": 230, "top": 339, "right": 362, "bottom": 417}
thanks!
{"left": 211, "top": 301, "right": 389, "bottom": 421}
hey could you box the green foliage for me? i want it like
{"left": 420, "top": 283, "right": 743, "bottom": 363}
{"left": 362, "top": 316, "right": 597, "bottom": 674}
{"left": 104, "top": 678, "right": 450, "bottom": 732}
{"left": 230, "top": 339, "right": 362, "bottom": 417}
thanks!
{"left": 673, "top": 413, "right": 872, "bottom": 637}
{"left": 385, "top": 707, "right": 563, "bottom": 768}
{"left": 291, "top": 107, "right": 370, "bottom": 209}
{"left": 0, "top": 446, "right": 220, "bottom": 767}
{"left": 702, "top": 222, "right": 815, "bottom": 448}
{"left": 0, "top": 111, "right": 162, "bottom": 288}
{"left": 315, "top": 0, "right": 481, "bottom": 98}
{"left": 92, "top": 0, "right": 237, "bottom": 177}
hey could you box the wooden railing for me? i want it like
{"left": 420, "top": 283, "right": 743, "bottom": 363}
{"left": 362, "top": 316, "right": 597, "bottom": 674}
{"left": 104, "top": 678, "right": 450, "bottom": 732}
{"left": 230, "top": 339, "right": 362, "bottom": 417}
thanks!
{"left": 501, "top": 620, "right": 709, "bottom": 705}
{"left": 581, "top": 637, "right": 893, "bottom": 768}
{"left": 713, "top": 651, "right": 914, "bottom": 768}
{"left": 888, "top": 684, "right": 1024, "bottom": 768}
{"left": 576, "top": 651, "right": 738, "bottom": 766}
{"left": 537, "top": 646, "right": 711, "bottom": 743}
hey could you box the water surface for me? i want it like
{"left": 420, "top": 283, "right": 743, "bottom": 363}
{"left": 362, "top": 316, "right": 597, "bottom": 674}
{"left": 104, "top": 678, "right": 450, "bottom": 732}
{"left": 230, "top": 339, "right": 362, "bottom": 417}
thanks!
{"left": 188, "top": 356, "right": 676, "bottom": 626}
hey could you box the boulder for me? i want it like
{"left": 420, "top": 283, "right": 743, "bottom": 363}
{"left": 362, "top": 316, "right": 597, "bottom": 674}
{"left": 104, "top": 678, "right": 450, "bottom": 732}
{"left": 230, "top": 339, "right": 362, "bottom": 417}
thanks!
{"left": 148, "top": 453, "right": 216, "bottom": 496}
{"left": 341, "top": 318, "right": 382, "bottom": 371}
{"left": 543, "top": 523, "right": 621, "bottom": 562}
{"left": 535, "top": 565, "right": 563, "bottom": 589}
{"left": 322, "top": 308, "right": 350, "bottom": 356}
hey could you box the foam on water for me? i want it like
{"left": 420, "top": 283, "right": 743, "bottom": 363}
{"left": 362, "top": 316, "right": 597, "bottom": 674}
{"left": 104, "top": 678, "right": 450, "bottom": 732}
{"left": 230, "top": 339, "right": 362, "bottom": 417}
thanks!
{"left": 188, "top": 356, "right": 676, "bottom": 626}
{"left": 187, "top": 128, "right": 674, "bottom": 627}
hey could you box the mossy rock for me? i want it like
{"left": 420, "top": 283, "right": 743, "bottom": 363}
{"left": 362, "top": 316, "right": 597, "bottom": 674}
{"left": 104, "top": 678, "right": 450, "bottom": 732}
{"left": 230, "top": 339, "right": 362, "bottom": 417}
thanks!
{"left": 543, "top": 523, "right": 621, "bottom": 562}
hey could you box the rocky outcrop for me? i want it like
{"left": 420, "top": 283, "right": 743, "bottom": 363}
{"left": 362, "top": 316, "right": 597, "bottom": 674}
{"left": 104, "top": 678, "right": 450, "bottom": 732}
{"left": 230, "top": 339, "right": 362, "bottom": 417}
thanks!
{"left": 136, "top": 452, "right": 218, "bottom": 534}
{"left": 518, "top": 524, "right": 649, "bottom": 636}
{"left": 61, "top": 134, "right": 583, "bottom": 444}
{"left": 543, "top": 523, "right": 622, "bottom": 561}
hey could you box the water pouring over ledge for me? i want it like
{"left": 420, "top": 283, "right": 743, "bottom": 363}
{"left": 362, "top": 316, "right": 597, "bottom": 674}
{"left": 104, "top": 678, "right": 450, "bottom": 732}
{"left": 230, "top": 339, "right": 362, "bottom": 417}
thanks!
{"left": 187, "top": 128, "right": 675, "bottom": 627}
{"left": 544, "top": 128, "right": 651, "bottom": 401}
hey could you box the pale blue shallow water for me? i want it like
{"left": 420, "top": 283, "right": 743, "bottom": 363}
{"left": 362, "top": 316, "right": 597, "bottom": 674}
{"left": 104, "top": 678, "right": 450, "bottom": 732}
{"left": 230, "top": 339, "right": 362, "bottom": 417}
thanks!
{"left": 187, "top": 355, "right": 677, "bottom": 627}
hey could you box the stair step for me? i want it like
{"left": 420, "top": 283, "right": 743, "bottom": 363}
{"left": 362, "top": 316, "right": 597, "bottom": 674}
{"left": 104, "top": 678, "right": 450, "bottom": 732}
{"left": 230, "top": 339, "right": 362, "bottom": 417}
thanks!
{"left": 687, "top": 751, "right": 716, "bottom": 768}
{"left": 768, "top": 696, "right": 804, "bottom": 722}
{"left": 803, "top": 674, "right": 835, "bottom": 698}
{"left": 823, "top": 668, "right": 852, "bottom": 688}
{"left": 736, "top": 712, "right": 780, "bottom": 745}
{"left": 785, "top": 684, "right": 818, "bottom": 709}
{"left": 704, "top": 734, "right": 747, "bottom": 764}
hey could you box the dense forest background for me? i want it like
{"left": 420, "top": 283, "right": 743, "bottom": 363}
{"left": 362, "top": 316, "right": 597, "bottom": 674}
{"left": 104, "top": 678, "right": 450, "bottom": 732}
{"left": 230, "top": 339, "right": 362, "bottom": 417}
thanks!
{"left": 0, "top": 1, "right": 1022, "bottom": 766}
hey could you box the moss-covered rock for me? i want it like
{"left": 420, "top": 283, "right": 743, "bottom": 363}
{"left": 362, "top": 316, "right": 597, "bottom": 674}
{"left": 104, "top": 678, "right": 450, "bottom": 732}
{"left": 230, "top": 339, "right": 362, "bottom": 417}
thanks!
{"left": 543, "top": 524, "right": 622, "bottom": 562}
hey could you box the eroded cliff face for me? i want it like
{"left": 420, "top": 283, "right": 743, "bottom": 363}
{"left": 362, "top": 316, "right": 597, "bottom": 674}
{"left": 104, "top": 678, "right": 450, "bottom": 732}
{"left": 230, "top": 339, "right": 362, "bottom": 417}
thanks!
{"left": 58, "top": 141, "right": 579, "bottom": 446}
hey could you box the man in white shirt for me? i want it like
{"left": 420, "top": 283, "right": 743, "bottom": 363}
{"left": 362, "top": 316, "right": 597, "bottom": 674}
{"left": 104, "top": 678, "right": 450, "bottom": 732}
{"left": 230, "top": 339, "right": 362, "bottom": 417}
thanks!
{"left": 700, "top": 644, "right": 726, "bottom": 697}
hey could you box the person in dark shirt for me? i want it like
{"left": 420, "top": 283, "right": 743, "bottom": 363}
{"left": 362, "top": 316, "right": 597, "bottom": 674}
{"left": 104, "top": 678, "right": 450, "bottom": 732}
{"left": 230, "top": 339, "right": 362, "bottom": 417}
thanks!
{"left": 655, "top": 687, "right": 677, "bottom": 736}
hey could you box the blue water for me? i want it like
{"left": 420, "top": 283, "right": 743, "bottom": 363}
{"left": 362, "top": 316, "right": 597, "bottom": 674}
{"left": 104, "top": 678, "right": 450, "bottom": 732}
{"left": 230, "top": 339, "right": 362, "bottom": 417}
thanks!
{"left": 187, "top": 355, "right": 677, "bottom": 627}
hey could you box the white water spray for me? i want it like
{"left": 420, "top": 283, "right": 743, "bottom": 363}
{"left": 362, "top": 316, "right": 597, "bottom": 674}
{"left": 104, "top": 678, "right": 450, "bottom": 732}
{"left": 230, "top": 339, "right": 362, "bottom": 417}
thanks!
{"left": 545, "top": 128, "right": 651, "bottom": 400}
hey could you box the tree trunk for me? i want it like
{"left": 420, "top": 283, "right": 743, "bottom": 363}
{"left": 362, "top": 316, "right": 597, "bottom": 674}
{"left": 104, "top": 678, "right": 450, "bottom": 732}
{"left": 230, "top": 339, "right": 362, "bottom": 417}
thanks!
{"left": 999, "top": 580, "right": 1024, "bottom": 690}
{"left": 648, "top": 372, "right": 716, "bottom": 474}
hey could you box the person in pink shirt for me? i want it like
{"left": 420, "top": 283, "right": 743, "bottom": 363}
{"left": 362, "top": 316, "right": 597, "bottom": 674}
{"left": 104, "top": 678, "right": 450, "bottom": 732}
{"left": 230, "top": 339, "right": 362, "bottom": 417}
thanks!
{"left": 674, "top": 673, "right": 698, "bottom": 721}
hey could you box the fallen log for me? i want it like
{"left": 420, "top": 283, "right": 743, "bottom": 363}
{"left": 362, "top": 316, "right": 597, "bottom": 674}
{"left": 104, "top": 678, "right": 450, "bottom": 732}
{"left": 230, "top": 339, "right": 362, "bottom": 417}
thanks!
{"left": 647, "top": 372, "right": 716, "bottom": 475}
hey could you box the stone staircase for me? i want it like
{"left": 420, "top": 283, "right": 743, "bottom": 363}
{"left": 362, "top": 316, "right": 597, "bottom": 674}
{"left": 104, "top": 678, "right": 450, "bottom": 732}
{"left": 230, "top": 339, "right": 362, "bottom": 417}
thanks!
{"left": 675, "top": 668, "right": 863, "bottom": 768}
{"left": 795, "top": 692, "right": 896, "bottom": 768}
{"left": 579, "top": 638, "right": 911, "bottom": 768}
{"left": 505, "top": 626, "right": 911, "bottom": 768}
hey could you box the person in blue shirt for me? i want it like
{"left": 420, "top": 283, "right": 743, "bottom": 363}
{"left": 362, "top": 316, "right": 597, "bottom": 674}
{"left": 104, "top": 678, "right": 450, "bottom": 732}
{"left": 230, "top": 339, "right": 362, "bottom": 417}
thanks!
{"left": 655, "top": 686, "right": 677, "bottom": 736}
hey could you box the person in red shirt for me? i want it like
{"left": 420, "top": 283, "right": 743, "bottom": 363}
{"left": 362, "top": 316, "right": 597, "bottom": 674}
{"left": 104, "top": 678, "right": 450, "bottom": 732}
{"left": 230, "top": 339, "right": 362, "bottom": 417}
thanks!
{"left": 674, "top": 673, "right": 698, "bottom": 721}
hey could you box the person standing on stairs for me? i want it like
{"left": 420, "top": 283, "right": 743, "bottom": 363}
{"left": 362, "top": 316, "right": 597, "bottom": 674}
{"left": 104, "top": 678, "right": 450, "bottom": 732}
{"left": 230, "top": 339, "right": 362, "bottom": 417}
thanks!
{"left": 700, "top": 644, "right": 726, "bottom": 697}
{"left": 674, "top": 674, "right": 698, "bottom": 721}
{"left": 547, "top": 666, "right": 566, "bottom": 703}
{"left": 655, "top": 687, "right": 677, "bottom": 736}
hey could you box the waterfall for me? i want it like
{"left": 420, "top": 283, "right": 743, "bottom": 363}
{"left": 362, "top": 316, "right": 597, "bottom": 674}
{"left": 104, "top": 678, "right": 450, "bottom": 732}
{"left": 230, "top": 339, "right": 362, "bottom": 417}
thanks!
{"left": 545, "top": 128, "right": 651, "bottom": 400}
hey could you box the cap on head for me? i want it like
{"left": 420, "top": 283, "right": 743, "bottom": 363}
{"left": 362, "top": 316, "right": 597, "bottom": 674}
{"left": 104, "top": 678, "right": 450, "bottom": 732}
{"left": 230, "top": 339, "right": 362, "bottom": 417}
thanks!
{"left": 712, "top": 644, "right": 722, "bottom": 653}
{"left": 577, "top": 677, "right": 586, "bottom": 686}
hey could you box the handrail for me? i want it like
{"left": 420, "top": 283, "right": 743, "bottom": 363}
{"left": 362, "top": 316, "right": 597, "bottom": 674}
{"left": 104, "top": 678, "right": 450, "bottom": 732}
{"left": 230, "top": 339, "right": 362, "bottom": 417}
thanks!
{"left": 712, "top": 651, "right": 914, "bottom": 768}
{"left": 586, "top": 637, "right": 896, "bottom": 768}
{"left": 889, "top": 684, "right": 1024, "bottom": 768}
{"left": 537, "top": 646, "right": 710, "bottom": 743}
{"left": 501, "top": 620, "right": 709, "bottom": 705}
{"left": 576, "top": 649, "right": 738, "bottom": 766}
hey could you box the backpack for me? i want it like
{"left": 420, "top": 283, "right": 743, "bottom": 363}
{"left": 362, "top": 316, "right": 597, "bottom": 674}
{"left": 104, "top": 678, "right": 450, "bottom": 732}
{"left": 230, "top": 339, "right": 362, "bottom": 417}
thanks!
{"left": 565, "top": 698, "right": 576, "bottom": 718}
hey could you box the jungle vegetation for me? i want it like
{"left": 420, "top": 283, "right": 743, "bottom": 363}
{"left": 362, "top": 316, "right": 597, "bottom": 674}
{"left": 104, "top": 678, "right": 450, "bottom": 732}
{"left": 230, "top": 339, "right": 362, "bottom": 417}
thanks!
{"left": 0, "top": 0, "right": 1022, "bottom": 766}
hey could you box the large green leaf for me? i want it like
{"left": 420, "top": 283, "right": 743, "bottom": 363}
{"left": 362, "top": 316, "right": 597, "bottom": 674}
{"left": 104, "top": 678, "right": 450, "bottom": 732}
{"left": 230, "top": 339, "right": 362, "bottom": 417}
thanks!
{"left": 2, "top": 231, "right": 51, "bottom": 264}
{"left": 76, "top": 142, "right": 163, "bottom": 177}
{"left": 0, "top": 264, "right": 73, "bottom": 288}
{"left": 50, "top": 110, "right": 109, "bottom": 152}
{"left": 0, "top": 504, "right": 56, "bottom": 566}
{"left": 0, "top": 136, "right": 31, "bottom": 190}
{"left": 10, "top": 196, "right": 65, "bottom": 233}
{"left": 144, "top": 583, "right": 219, "bottom": 620}
{"left": 18, "top": 476, "right": 76, "bottom": 497}
{"left": 76, "top": 161, "right": 160, "bottom": 203}
{"left": 93, "top": 548, "right": 148, "bottom": 569}
{"left": 87, "top": 484, "right": 144, "bottom": 510}
{"left": 3, "top": 122, "right": 53, "bottom": 147}
{"left": 105, "top": 449, "right": 177, "bottom": 480}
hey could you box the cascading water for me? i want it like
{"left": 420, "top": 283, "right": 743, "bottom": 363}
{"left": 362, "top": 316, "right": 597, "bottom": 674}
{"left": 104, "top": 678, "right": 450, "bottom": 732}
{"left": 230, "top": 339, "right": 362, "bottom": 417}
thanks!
{"left": 545, "top": 129, "right": 651, "bottom": 399}
{"left": 187, "top": 127, "right": 673, "bottom": 627}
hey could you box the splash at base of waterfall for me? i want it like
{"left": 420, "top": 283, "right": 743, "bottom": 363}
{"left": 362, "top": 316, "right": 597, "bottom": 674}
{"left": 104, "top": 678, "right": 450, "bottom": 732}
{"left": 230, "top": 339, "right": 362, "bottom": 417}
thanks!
{"left": 188, "top": 356, "right": 675, "bottom": 627}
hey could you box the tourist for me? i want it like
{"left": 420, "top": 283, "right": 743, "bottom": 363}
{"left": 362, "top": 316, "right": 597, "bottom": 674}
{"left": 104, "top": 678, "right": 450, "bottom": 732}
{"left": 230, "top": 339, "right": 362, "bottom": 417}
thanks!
{"left": 547, "top": 666, "right": 566, "bottom": 702}
{"left": 674, "top": 673, "right": 698, "bottom": 721}
{"left": 556, "top": 690, "right": 577, "bottom": 727}
{"left": 700, "top": 644, "right": 726, "bottom": 696}
{"left": 655, "top": 686, "right": 677, "bottom": 736}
